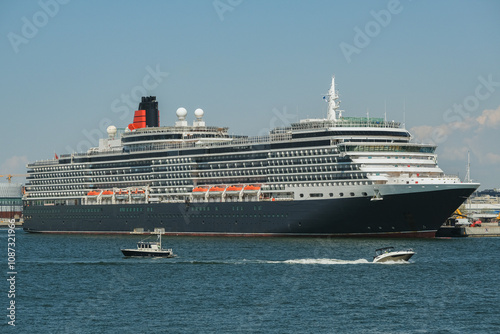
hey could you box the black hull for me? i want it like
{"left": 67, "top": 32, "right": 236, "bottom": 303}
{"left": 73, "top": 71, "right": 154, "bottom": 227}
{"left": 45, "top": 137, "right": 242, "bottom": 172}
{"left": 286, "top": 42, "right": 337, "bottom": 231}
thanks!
{"left": 121, "top": 249, "right": 175, "bottom": 257}
{"left": 23, "top": 186, "right": 476, "bottom": 237}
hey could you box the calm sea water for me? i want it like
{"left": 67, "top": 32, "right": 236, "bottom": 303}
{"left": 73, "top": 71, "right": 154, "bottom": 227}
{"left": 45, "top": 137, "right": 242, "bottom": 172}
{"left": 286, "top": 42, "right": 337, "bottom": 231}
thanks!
{"left": 2, "top": 229, "right": 500, "bottom": 333}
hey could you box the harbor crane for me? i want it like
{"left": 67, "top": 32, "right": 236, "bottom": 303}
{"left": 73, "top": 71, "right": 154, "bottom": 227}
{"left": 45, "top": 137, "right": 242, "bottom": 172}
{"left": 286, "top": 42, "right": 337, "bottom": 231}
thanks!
{"left": 0, "top": 174, "right": 28, "bottom": 183}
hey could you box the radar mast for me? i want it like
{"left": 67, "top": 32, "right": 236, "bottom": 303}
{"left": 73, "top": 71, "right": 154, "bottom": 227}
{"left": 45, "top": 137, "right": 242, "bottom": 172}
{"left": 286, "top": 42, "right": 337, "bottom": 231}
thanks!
{"left": 326, "top": 75, "right": 341, "bottom": 121}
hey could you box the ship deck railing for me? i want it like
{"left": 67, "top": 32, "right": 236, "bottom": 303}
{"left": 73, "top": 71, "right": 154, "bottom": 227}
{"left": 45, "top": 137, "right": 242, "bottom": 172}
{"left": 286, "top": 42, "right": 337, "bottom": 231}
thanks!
{"left": 122, "top": 125, "right": 231, "bottom": 136}
{"left": 284, "top": 118, "right": 401, "bottom": 131}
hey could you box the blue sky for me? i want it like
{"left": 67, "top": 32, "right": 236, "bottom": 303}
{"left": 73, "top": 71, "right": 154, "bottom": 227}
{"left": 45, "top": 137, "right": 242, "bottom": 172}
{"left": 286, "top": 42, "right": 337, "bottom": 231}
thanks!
{"left": 1, "top": 0, "right": 499, "bottom": 188}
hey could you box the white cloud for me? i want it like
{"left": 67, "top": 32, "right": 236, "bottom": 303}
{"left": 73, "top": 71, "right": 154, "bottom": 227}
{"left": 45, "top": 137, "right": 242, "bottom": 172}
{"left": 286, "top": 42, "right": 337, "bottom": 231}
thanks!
{"left": 410, "top": 106, "right": 500, "bottom": 169}
{"left": 484, "top": 152, "right": 500, "bottom": 164}
{"left": 476, "top": 106, "right": 500, "bottom": 128}
{"left": 0, "top": 156, "right": 29, "bottom": 177}
{"left": 412, "top": 107, "right": 500, "bottom": 143}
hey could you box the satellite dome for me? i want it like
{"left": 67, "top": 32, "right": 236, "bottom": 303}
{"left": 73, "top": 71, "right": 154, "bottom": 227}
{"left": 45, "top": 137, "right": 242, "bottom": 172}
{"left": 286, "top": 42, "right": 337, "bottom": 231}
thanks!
{"left": 107, "top": 125, "right": 117, "bottom": 139}
{"left": 194, "top": 108, "right": 204, "bottom": 119}
{"left": 107, "top": 125, "right": 117, "bottom": 134}
{"left": 176, "top": 107, "right": 188, "bottom": 120}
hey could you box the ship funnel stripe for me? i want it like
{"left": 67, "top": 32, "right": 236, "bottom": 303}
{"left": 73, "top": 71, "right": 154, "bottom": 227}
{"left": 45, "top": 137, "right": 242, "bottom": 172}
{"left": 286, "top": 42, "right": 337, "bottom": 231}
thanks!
{"left": 128, "top": 108, "right": 152, "bottom": 131}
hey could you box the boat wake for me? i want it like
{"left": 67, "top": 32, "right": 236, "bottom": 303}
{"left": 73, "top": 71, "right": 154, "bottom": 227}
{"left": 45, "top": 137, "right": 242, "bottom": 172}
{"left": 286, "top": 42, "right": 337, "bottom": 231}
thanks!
{"left": 260, "top": 258, "right": 371, "bottom": 265}
{"left": 173, "top": 258, "right": 372, "bottom": 265}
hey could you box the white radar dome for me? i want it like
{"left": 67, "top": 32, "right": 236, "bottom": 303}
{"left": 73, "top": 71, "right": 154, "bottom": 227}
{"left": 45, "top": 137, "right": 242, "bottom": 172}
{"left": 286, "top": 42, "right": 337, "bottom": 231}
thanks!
{"left": 107, "top": 125, "right": 117, "bottom": 134}
{"left": 194, "top": 108, "right": 204, "bottom": 119}
{"left": 176, "top": 107, "right": 188, "bottom": 120}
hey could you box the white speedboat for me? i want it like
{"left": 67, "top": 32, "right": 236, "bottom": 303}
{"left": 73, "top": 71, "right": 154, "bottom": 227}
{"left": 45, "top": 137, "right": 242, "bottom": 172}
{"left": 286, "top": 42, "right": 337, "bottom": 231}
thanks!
{"left": 121, "top": 233, "right": 176, "bottom": 258}
{"left": 373, "top": 247, "right": 414, "bottom": 263}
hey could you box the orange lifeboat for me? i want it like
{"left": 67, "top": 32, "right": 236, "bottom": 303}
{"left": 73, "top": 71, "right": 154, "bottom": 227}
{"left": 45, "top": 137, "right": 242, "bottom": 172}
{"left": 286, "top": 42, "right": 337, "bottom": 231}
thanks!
{"left": 209, "top": 186, "right": 226, "bottom": 192}
{"left": 87, "top": 190, "right": 101, "bottom": 197}
{"left": 116, "top": 189, "right": 129, "bottom": 200}
{"left": 226, "top": 185, "right": 243, "bottom": 192}
{"left": 101, "top": 190, "right": 114, "bottom": 199}
{"left": 192, "top": 186, "right": 209, "bottom": 196}
{"left": 243, "top": 185, "right": 261, "bottom": 192}
{"left": 131, "top": 189, "right": 146, "bottom": 199}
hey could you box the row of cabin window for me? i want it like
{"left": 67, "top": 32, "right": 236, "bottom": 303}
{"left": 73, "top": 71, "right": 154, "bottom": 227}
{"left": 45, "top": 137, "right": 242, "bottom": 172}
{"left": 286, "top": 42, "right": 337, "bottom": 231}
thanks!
{"left": 300, "top": 192, "right": 369, "bottom": 198}
{"left": 268, "top": 173, "right": 366, "bottom": 182}
{"left": 268, "top": 165, "right": 358, "bottom": 174}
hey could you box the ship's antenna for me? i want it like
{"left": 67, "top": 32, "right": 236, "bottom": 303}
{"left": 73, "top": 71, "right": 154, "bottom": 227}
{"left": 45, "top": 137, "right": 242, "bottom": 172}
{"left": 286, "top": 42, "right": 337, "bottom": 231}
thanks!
{"left": 465, "top": 150, "right": 471, "bottom": 183}
{"left": 403, "top": 98, "right": 406, "bottom": 129}
{"left": 384, "top": 99, "right": 387, "bottom": 123}
{"left": 325, "top": 75, "right": 339, "bottom": 121}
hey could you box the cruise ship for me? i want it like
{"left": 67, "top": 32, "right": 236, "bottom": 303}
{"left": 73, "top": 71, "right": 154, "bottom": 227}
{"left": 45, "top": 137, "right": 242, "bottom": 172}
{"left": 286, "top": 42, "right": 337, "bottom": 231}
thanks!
{"left": 23, "top": 76, "right": 479, "bottom": 237}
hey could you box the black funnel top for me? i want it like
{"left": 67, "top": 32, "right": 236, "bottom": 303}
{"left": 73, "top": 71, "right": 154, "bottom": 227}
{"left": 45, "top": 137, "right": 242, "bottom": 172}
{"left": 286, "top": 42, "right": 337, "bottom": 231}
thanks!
{"left": 139, "top": 96, "right": 159, "bottom": 127}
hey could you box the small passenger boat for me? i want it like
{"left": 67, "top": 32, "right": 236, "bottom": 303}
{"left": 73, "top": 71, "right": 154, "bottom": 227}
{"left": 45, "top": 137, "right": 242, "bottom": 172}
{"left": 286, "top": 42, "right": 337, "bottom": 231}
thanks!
{"left": 373, "top": 247, "right": 415, "bottom": 263}
{"left": 121, "top": 233, "right": 176, "bottom": 258}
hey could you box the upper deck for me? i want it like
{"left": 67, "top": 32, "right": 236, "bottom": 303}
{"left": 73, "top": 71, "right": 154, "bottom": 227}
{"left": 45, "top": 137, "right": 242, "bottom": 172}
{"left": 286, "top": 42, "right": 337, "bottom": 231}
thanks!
{"left": 27, "top": 117, "right": 412, "bottom": 168}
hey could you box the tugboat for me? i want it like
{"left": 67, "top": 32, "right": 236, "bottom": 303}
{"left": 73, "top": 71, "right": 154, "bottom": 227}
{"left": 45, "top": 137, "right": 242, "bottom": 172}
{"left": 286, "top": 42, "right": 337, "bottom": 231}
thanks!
{"left": 121, "top": 232, "right": 176, "bottom": 258}
{"left": 373, "top": 247, "right": 414, "bottom": 263}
